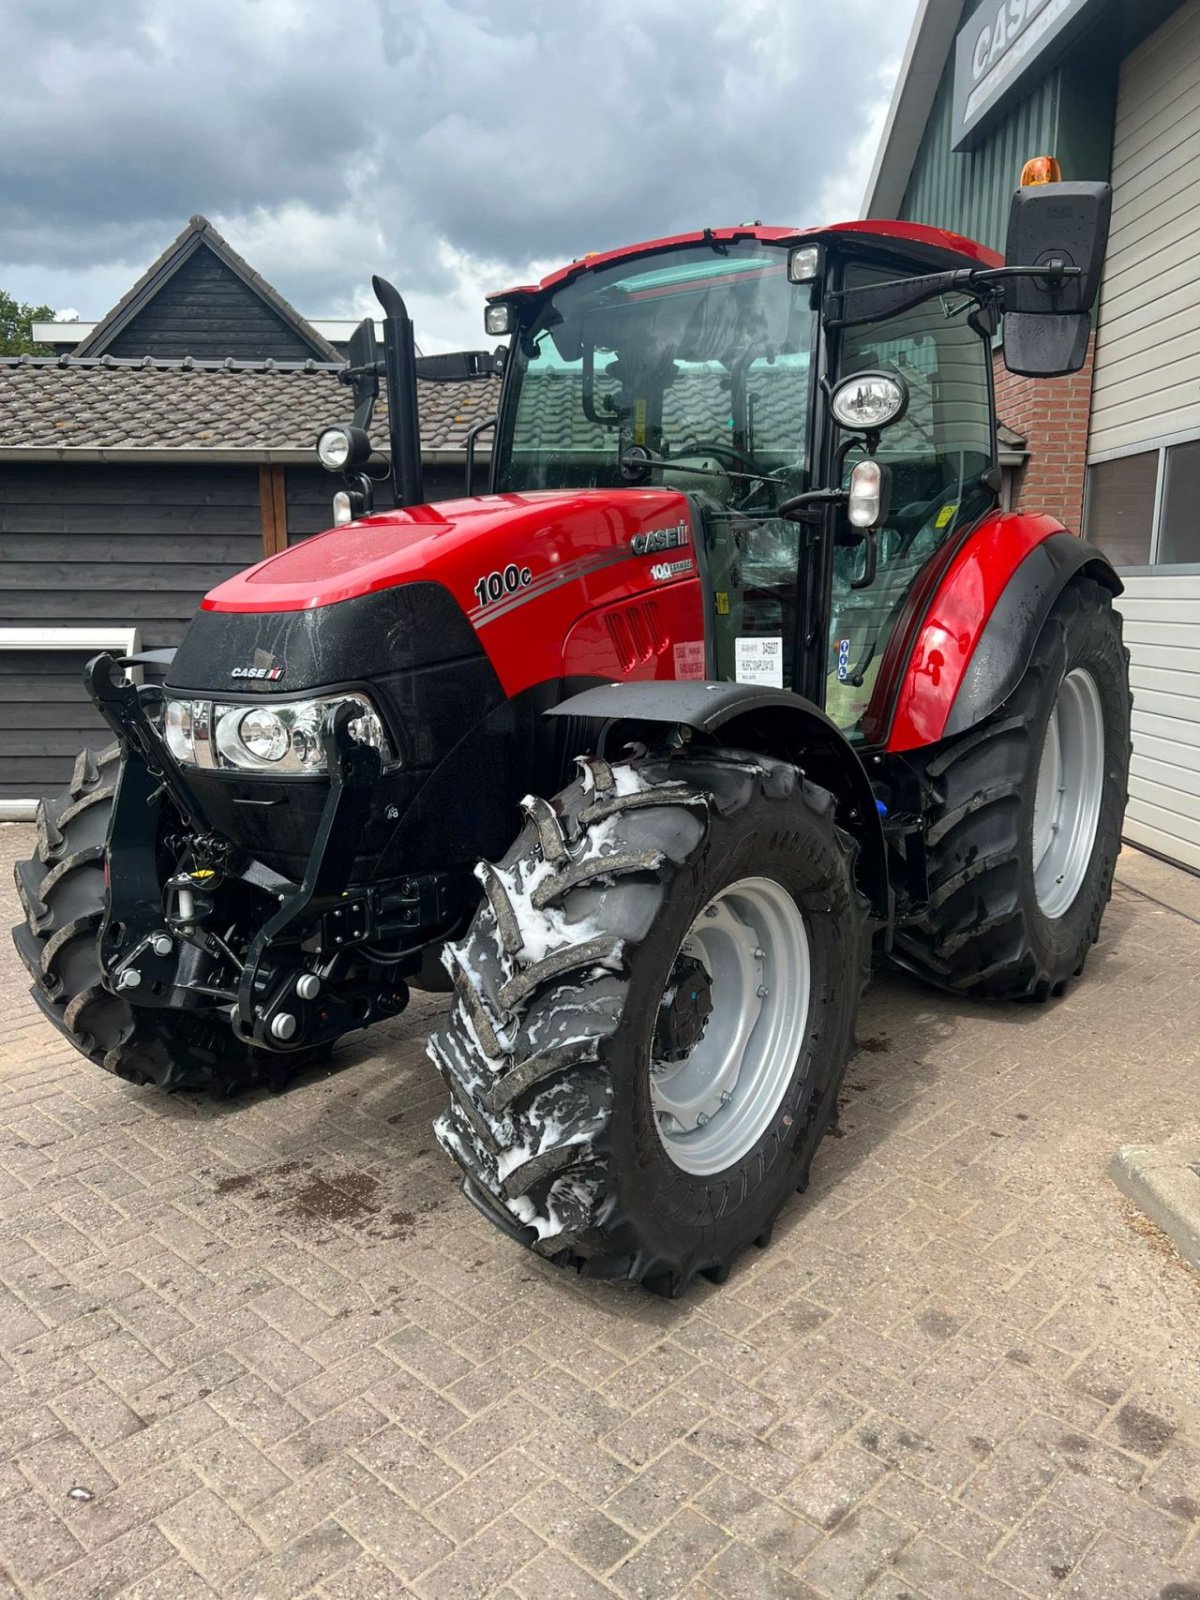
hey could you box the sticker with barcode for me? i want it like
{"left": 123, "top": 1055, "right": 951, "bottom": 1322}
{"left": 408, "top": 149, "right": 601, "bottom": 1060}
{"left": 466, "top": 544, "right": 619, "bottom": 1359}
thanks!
{"left": 735, "top": 636, "right": 783, "bottom": 688}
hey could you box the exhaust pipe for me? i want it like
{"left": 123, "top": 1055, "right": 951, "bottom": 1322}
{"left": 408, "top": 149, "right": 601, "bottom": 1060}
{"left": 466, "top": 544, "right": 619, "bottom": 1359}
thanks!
{"left": 373, "top": 275, "right": 424, "bottom": 509}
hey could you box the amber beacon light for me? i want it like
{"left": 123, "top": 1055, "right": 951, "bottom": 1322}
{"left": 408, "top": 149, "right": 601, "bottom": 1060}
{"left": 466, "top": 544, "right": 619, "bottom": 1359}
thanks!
{"left": 1020, "top": 155, "right": 1062, "bottom": 187}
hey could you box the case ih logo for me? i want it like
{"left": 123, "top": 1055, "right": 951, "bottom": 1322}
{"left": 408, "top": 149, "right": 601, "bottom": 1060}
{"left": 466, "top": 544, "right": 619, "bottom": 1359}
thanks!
{"left": 631, "top": 520, "right": 690, "bottom": 557}
{"left": 230, "top": 665, "right": 284, "bottom": 681}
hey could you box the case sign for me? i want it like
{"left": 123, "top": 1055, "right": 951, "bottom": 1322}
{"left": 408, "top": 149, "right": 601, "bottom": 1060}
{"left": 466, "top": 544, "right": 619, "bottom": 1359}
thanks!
{"left": 952, "top": 0, "right": 1099, "bottom": 149}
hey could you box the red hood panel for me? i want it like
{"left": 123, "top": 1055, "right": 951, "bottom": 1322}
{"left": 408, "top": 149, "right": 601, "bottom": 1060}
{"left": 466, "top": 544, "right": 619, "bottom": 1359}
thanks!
{"left": 201, "top": 489, "right": 705, "bottom": 698}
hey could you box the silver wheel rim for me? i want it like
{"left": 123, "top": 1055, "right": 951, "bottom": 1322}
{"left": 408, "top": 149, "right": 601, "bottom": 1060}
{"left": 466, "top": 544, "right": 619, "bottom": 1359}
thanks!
{"left": 1032, "top": 667, "right": 1105, "bottom": 920}
{"left": 650, "top": 876, "right": 811, "bottom": 1177}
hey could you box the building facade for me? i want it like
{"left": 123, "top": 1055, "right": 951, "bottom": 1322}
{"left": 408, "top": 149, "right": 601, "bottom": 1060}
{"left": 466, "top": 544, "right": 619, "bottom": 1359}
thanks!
{"left": 0, "top": 218, "right": 497, "bottom": 812}
{"left": 868, "top": 0, "right": 1200, "bottom": 872}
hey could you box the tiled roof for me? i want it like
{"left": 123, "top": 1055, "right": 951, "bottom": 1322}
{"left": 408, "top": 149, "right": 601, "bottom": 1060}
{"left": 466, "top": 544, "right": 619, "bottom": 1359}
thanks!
{"left": 0, "top": 354, "right": 1024, "bottom": 462}
{"left": 0, "top": 358, "right": 501, "bottom": 454}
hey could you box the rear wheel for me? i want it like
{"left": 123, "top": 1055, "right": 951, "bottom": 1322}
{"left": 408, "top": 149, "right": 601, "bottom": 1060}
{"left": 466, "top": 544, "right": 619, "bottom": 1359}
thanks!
{"left": 895, "top": 577, "right": 1131, "bottom": 999}
{"left": 429, "top": 750, "right": 869, "bottom": 1295}
{"left": 12, "top": 746, "right": 305, "bottom": 1095}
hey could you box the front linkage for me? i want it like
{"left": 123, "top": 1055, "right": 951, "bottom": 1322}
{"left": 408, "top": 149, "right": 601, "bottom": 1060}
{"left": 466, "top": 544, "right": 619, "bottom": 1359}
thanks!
{"left": 84, "top": 652, "right": 417, "bottom": 1065}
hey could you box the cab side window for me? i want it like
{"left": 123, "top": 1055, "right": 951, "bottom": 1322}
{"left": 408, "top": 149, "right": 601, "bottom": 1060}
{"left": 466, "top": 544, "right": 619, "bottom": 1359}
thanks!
{"left": 826, "top": 267, "right": 995, "bottom": 736}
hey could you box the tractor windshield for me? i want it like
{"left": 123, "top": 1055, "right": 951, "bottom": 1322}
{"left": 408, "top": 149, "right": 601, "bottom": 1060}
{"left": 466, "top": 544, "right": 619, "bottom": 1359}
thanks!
{"left": 494, "top": 241, "right": 817, "bottom": 511}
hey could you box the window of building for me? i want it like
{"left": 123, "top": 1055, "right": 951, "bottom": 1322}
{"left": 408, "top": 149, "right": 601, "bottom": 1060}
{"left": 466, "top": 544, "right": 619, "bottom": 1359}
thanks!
{"left": 1158, "top": 441, "right": 1200, "bottom": 565}
{"left": 1083, "top": 452, "right": 1157, "bottom": 566}
{"left": 1085, "top": 439, "right": 1200, "bottom": 569}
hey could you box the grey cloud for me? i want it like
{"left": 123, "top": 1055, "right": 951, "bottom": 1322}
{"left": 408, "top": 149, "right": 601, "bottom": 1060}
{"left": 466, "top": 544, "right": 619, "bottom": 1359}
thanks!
{"left": 0, "top": 0, "right": 917, "bottom": 322}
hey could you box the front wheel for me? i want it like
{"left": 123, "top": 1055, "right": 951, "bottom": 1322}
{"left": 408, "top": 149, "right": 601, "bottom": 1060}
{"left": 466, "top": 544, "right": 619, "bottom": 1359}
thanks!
{"left": 895, "top": 576, "right": 1131, "bottom": 999}
{"left": 429, "top": 750, "right": 869, "bottom": 1295}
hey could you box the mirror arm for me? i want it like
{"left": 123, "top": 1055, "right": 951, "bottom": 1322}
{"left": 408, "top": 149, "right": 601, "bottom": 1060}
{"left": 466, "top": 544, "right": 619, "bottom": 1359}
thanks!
{"left": 825, "top": 263, "right": 1084, "bottom": 330}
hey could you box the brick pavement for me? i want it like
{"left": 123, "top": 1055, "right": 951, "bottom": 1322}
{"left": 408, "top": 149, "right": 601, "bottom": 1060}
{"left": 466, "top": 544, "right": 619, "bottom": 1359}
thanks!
{"left": 1, "top": 819, "right": 1198, "bottom": 1600}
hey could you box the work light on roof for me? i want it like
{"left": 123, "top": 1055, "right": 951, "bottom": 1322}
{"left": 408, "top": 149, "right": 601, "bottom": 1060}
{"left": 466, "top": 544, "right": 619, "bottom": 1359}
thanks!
{"left": 484, "top": 302, "right": 514, "bottom": 336}
{"left": 829, "top": 371, "right": 909, "bottom": 434}
{"left": 787, "top": 246, "right": 820, "bottom": 283}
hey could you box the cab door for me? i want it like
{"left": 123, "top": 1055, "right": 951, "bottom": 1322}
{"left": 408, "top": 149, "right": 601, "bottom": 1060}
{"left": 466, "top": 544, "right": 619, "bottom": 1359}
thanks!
{"left": 825, "top": 267, "right": 996, "bottom": 738}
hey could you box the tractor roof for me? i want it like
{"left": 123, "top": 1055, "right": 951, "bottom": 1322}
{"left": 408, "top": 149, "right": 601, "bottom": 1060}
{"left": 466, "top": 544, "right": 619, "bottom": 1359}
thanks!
{"left": 488, "top": 221, "right": 1002, "bottom": 304}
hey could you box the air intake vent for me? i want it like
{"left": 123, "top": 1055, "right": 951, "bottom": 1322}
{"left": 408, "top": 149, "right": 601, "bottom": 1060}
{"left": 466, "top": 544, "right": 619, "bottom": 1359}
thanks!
{"left": 605, "top": 600, "right": 667, "bottom": 673}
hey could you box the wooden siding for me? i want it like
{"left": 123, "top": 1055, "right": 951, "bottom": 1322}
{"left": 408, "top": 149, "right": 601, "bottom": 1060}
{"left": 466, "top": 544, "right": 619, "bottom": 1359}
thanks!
{"left": 1090, "top": 0, "right": 1200, "bottom": 459}
{"left": 283, "top": 464, "right": 470, "bottom": 544}
{"left": 1119, "top": 573, "right": 1200, "bottom": 873}
{"left": 103, "top": 244, "right": 319, "bottom": 362}
{"left": 0, "top": 463, "right": 263, "bottom": 800}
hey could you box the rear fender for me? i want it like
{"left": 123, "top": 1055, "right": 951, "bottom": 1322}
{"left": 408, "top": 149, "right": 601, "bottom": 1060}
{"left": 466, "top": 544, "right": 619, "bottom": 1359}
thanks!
{"left": 549, "top": 680, "right": 889, "bottom": 921}
{"left": 882, "top": 514, "right": 1122, "bottom": 752}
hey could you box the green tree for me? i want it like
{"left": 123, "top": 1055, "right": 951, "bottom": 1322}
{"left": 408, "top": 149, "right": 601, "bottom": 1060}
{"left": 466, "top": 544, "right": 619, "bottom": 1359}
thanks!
{"left": 0, "top": 291, "right": 58, "bottom": 355}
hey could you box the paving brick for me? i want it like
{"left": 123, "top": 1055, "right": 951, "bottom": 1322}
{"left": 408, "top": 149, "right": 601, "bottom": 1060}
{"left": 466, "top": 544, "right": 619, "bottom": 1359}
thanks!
{"left": 336, "top": 1480, "right": 454, "bottom": 1580}
{"left": 427, "top": 1449, "right": 543, "bottom": 1543}
{"left": 413, "top": 1517, "right": 543, "bottom": 1600}
{"left": 1062, "top": 1530, "right": 1200, "bottom": 1599}
{"left": 512, "top": 1548, "right": 615, "bottom": 1600}
{"left": 352, "top": 1421, "right": 464, "bottom": 1508}
{"left": 697, "top": 1539, "right": 825, "bottom": 1600}
{"left": 51, "top": 1524, "right": 177, "bottom": 1600}
{"left": 693, "top": 1473, "right": 823, "bottom": 1571}
{"left": 225, "top": 1517, "right": 362, "bottom": 1599}
{"left": 155, "top": 1487, "right": 264, "bottom": 1586}
{"left": 515, "top": 1478, "right": 636, "bottom": 1572}
{"left": 603, "top": 1445, "right": 719, "bottom": 1535}
{"left": 609, "top": 1508, "right": 729, "bottom": 1599}
{"left": 800, "top": 1506, "right": 913, "bottom": 1600}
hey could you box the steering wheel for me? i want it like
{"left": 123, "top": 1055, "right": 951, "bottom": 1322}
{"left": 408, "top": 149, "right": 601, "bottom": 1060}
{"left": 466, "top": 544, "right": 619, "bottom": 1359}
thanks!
{"left": 673, "top": 438, "right": 767, "bottom": 476}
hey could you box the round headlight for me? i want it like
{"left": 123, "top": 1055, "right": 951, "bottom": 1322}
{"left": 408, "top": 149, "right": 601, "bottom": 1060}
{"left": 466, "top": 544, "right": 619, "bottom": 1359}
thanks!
{"left": 830, "top": 371, "right": 909, "bottom": 433}
{"left": 238, "top": 708, "right": 289, "bottom": 763}
{"left": 316, "top": 427, "right": 352, "bottom": 471}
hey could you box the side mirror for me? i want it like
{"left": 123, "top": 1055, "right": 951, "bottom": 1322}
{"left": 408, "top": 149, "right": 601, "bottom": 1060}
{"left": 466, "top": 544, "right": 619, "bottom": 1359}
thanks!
{"left": 1002, "top": 181, "right": 1112, "bottom": 377}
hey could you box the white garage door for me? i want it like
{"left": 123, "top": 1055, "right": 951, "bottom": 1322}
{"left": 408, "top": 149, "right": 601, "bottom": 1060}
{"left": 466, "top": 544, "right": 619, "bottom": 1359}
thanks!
{"left": 1117, "top": 576, "right": 1200, "bottom": 874}
{"left": 1087, "top": 0, "right": 1200, "bottom": 875}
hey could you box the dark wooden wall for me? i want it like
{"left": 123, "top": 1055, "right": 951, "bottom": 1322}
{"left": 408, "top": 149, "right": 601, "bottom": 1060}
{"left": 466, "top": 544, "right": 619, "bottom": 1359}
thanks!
{"left": 283, "top": 465, "right": 469, "bottom": 542}
{"left": 0, "top": 464, "right": 263, "bottom": 800}
{"left": 103, "top": 246, "right": 319, "bottom": 362}
{"left": 1, "top": 459, "right": 472, "bottom": 801}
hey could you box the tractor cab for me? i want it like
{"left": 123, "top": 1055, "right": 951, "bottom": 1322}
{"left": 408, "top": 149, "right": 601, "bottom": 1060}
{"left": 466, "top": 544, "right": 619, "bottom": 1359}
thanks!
{"left": 487, "top": 230, "right": 998, "bottom": 737}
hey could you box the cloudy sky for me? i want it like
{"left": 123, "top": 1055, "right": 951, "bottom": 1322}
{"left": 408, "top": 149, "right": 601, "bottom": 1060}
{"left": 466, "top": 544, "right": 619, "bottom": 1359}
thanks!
{"left": 1, "top": 0, "right": 919, "bottom": 351}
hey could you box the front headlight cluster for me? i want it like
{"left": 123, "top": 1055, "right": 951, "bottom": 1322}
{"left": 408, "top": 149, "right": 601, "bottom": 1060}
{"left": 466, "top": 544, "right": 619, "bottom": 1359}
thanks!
{"left": 161, "top": 693, "right": 397, "bottom": 775}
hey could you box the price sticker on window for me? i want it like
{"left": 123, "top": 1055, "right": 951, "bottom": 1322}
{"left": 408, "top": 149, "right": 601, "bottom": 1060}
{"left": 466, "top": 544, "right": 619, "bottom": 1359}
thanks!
{"left": 735, "top": 636, "right": 784, "bottom": 688}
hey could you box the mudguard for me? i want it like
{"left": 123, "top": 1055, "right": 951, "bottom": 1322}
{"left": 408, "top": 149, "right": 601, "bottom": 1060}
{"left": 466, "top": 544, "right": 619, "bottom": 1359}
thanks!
{"left": 882, "top": 515, "right": 1122, "bottom": 753}
{"left": 549, "top": 679, "right": 889, "bottom": 920}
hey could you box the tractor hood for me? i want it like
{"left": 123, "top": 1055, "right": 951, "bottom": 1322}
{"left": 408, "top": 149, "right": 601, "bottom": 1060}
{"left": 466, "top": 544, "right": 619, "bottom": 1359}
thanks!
{"left": 201, "top": 490, "right": 694, "bottom": 615}
{"left": 190, "top": 488, "right": 700, "bottom": 700}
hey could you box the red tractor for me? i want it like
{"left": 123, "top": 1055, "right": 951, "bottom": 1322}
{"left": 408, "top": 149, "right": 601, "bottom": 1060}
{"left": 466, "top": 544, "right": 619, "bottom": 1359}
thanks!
{"left": 14, "top": 176, "right": 1129, "bottom": 1294}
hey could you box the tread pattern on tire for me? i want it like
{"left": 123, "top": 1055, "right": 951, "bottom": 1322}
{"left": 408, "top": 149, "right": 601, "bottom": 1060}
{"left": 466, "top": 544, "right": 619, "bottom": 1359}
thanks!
{"left": 894, "top": 577, "right": 1132, "bottom": 1000}
{"left": 11, "top": 744, "right": 302, "bottom": 1096}
{"left": 429, "top": 752, "right": 869, "bottom": 1293}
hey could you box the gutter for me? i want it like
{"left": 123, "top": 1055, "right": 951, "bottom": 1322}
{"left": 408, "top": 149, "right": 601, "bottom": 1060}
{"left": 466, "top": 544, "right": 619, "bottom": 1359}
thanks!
{"left": 0, "top": 447, "right": 489, "bottom": 466}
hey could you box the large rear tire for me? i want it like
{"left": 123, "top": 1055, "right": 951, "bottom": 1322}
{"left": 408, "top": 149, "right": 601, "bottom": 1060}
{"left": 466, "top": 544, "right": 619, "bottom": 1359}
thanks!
{"left": 894, "top": 577, "right": 1131, "bottom": 1000}
{"left": 12, "top": 746, "right": 302, "bottom": 1096}
{"left": 429, "top": 750, "right": 869, "bottom": 1295}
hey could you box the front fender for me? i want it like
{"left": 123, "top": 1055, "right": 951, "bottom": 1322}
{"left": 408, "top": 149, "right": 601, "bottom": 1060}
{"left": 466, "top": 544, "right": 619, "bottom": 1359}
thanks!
{"left": 549, "top": 680, "right": 889, "bottom": 921}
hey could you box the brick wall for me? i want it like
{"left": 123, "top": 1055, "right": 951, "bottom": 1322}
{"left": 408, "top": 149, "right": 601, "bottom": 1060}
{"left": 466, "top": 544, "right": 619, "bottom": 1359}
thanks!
{"left": 992, "top": 337, "right": 1095, "bottom": 531}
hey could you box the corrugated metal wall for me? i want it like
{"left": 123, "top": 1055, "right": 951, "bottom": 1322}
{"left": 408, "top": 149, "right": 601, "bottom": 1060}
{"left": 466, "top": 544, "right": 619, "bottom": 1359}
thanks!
{"left": 900, "top": 58, "right": 1062, "bottom": 254}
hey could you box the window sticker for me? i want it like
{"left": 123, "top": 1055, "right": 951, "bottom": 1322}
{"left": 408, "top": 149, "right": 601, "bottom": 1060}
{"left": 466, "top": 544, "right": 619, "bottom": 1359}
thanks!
{"left": 836, "top": 638, "right": 852, "bottom": 682}
{"left": 673, "top": 640, "right": 705, "bottom": 680}
{"left": 934, "top": 502, "right": 959, "bottom": 529}
{"left": 735, "top": 637, "right": 783, "bottom": 688}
